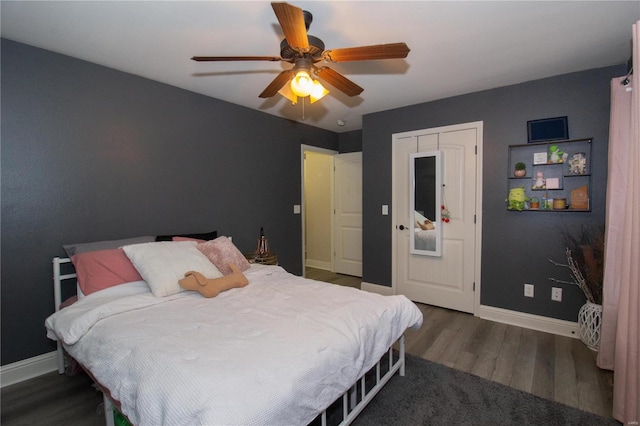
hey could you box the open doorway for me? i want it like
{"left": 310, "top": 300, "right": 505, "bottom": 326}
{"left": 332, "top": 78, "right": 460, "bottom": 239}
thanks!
{"left": 301, "top": 145, "right": 363, "bottom": 279}
{"left": 301, "top": 145, "right": 337, "bottom": 277}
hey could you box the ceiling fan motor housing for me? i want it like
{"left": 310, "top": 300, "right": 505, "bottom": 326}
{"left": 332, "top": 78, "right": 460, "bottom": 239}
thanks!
{"left": 280, "top": 35, "right": 325, "bottom": 62}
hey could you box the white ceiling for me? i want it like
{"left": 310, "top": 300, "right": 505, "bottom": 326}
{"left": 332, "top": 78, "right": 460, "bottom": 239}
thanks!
{"left": 2, "top": 1, "right": 638, "bottom": 133}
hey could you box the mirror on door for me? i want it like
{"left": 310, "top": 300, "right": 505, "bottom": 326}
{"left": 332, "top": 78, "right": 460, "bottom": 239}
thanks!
{"left": 410, "top": 151, "right": 442, "bottom": 256}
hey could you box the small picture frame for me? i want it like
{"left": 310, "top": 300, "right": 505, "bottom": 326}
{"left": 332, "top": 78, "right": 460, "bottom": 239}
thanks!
{"left": 546, "top": 177, "right": 560, "bottom": 189}
{"left": 527, "top": 116, "right": 568, "bottom": 143}
{"left": 533, "top": 152, "right": 548, "bottom": 165}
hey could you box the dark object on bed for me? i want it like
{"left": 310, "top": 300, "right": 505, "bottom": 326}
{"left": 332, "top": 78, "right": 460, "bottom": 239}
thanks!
{"left": 527, "top": 116, "right": 568, "bottom": 143}
{"left": 155, "top": 230, "right": 217, "bottom": 242}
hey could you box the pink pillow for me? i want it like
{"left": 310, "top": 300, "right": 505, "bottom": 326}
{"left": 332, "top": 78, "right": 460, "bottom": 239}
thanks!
{"left": 197, "top": 237, "right": 251, "bottom": 276}
{"left": 71, "top": 248, "right": 143, "bottom": 295}
{"left": 173, "top": 236, "right": 206, "bottom": 243}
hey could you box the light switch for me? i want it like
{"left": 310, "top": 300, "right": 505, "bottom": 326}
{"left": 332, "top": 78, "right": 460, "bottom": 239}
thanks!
{"left": 293, "top": 204, "right": 301, "bottom": 214}
{"left": 382, "top": 205, "right": 389, "bottom": 215}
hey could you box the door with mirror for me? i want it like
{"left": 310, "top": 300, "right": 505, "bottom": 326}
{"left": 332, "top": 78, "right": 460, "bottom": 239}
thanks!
{"left": 393, "top": 122, "right": 481, "bottom": 314}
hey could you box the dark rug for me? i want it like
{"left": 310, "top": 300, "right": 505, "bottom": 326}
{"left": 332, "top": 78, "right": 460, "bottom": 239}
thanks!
{"left": 349, "top": 354, "right": 619, "bottom": 426}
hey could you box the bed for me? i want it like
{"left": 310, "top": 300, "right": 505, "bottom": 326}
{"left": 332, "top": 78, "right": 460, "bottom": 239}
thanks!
{"left": 45, "top": 236, "right": 423, "bottom": 425}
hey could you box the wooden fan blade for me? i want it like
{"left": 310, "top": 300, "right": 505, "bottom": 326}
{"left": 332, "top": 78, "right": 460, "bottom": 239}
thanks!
{"left": 323, "top": 42, "right": 410, "bottom": 62}
{"left": 259, "top": 70, "right": 293, "bottom": 98}
{"left": 314, "top": 67, "right": 363, "bottom": 97}
{"left": 271, "top": 2, "right": 309, "bottom": 52}
{"left": 192, "top": 56, "right": 282, "bottom": 62}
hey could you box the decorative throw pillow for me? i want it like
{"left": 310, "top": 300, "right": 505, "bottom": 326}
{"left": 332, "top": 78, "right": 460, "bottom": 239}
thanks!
{"left": 197, "top": 236, "right": 251, "bottom": 276}
{"left": 71, "top": 248, "right": 143, "bottom": 296}
{"left": 122, "top": 241, "right": 222, "bottom": 297}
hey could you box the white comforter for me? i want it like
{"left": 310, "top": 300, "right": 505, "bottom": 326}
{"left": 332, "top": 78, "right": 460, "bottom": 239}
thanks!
{"left": 46, "top": 265, "right": 423, "bottom": 426}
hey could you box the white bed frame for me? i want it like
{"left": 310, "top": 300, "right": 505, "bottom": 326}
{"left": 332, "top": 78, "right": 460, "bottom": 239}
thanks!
{"left": 52, "top": 256, "right": 406, "bottom": 426}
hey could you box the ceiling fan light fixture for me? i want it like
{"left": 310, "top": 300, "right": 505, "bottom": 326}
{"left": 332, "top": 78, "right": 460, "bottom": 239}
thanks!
{"left": 290, "top": 70, "right": 314, "bottom": 97}
{"left": 278, "top": 84, "right": 298, "bottom": 105}
{"left": 309, "top": 80, "right": 329, "bottom": 103}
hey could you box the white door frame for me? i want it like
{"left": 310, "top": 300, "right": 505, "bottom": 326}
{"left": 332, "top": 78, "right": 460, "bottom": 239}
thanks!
{"left": 391, "top": 121, "right": 483, "bottom": 314}
{"left": 300, "top": 144, "right": 338, "bottom": 277}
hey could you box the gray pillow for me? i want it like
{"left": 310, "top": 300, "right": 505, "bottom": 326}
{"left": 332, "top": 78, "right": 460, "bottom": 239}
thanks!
{"left": 63, "top": 236, "right": 155, "bottom": 258}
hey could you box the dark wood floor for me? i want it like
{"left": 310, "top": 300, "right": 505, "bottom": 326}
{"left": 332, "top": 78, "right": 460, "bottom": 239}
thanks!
{"left": 306, "top": 267, "right": 614, "bottom": 419}
{"left": 1, "top": 267, "right": 614, "bottom": 425}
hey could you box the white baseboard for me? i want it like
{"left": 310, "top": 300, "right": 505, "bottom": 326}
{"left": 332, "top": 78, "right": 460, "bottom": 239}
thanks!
{"left": 1, "top": 351, "right": 58, "bottom": 388}
{"left": 477, "top": 304, "right": 579, "bottom": 338}
{"left": 360, "top": 283, "right": 579, "bottom": 338}
{"left": 361, "top": 281, "right": 395, "bottom": 296}
{"left": 305, "top": 259, "right": 332, "bottom": 270}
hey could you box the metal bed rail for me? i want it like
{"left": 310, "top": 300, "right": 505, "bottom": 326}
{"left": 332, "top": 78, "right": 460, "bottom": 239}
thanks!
{"left": 319, "top": 335, "right": 405, "bottom": 426}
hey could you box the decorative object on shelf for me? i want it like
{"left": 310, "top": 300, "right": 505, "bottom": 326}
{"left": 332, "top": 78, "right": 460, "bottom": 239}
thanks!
{"left": 542, "top": 196, "right": 553, "bottom": 210}
{"left": 552, "top": 198, "right": 567, "bottom": 209}
{"left": 514, "top": 162, "right": 526, "bottom": 177}
{"left": 255, "top": 227, "right": 270, "bottom": 258}
{"left": 532, "top": 171, "right": 546, "bottom": 189}
{"left": 529, "top": 197, "right": 540, "bottom": 209}
{"left": 548, "top": 145, "right": 567, "bottom": 163}
{"left": 533, "top": 152, "right": 548, "bottom": 165}
{"left": 545, "top": 177, "right": 560, "bottom": 189}
{"left": 568, "top": 152, "right": 587, "bottom": 175}
{"left": 506, "top": 186, "right": 529, "bottom": 211}
{"left": 570, "top": 185, "right": 589, "bottom": 210}
{"left": 548, "top": 226, "right": 604, "bottom": 350}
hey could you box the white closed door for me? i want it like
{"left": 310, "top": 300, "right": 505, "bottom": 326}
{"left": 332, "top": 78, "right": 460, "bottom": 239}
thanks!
{"left": 333, "top": 152, "right": 363, "bottom": 277}
{"left": 393, "top": 122, "right": 481, "bottom": 313}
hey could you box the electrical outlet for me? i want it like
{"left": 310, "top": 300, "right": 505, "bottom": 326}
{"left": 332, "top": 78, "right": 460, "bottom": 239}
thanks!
{"left": 551, "top": 287, "right": 563, "bottom": 302}
{"left": 524, "top": 283, "right": 534, "bottom": 298}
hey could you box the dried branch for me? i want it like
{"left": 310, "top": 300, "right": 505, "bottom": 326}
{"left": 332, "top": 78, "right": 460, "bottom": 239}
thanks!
{"left": 548, "top": 248, "right": 596, "bottom": 304}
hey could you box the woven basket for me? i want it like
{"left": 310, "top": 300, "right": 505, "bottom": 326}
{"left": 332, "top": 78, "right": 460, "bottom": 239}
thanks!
{"left": 578, "top": 302, "right": 602, "bottom": 351}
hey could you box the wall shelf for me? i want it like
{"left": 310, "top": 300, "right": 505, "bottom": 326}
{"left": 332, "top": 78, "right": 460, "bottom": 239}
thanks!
{"left": 507, "top": 138, "right": 592, "bottom": 212}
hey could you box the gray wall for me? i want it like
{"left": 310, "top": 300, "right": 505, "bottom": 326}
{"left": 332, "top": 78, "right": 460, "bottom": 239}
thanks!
{"left": 1, "top": 39, "right": 338, "bottom": 365}
{"left": 362, "top": 65, "right": 626, "bottom": 322}
{"left": 338, "top": 129, "right": 363, "bottom": 153}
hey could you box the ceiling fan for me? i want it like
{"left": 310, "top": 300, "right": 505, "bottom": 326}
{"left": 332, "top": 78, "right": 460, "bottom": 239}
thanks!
{"left": 191, "top": 2, "right": 410, "bottom": 103}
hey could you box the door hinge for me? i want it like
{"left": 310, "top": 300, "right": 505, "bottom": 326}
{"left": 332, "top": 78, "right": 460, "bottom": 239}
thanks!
{"left": 474, "top": 214, "right": 476, "bottom": 224}
{"left": 475, "top": 145, "right": 477, "bottom": 155}
{"left": 473, "top": 282, "right": 476, "bottom": 291}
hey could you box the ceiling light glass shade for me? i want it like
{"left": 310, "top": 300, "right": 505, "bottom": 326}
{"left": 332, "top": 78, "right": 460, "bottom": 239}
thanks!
{"left": 309, "top": 80, "right": 329, "bottom": 104}
{"left": 278, "top": 84, "right": 298, "bottom": 105}
{"left": 290, "top": 70, "right": 313, "bottom": 97}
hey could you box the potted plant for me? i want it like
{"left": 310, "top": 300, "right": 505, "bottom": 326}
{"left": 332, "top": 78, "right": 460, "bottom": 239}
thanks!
{"left": 549, "top": 226, "right": 604, "bottom": 350}
{"left": 514, "top": 162, "right": 526, "bottom": 177}
{"left": 529, "top": 197, "right": 540, "bottom": 209}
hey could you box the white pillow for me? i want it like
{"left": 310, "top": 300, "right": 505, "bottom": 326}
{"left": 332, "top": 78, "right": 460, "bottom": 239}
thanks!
{"left": 122, "top": 241, "right": 222, "bottom": 297}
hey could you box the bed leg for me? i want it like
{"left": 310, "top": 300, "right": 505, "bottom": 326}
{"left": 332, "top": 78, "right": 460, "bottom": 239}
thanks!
{"left": 103, "top": 393, "right": 115, "bottom": 426}
{"left": 399, "top": 335, "right": 406, "bottom": 377}
{"left": 53, "top": 257, "right": 66, "bottom": 375}
{"left": 56, "top": 343, "right": 65, "bottom": 375}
